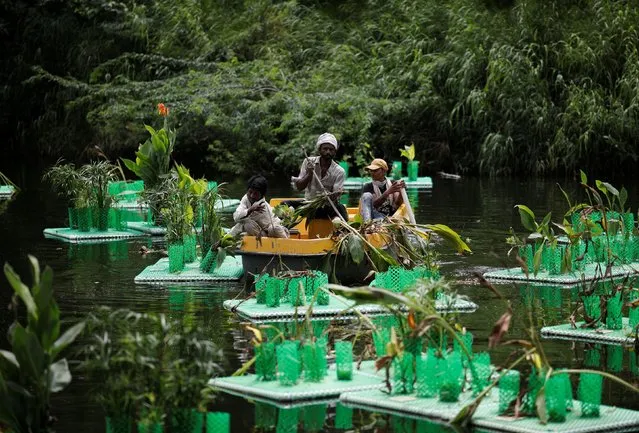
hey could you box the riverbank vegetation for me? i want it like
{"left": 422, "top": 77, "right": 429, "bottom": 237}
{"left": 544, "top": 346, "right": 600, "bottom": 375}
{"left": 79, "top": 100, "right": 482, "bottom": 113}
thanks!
{"left": 3, "top": 0, "right": 639, "bottom": 176}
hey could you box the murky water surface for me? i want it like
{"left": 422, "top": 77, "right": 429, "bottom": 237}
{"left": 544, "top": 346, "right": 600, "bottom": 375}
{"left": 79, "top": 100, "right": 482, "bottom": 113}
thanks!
{"left": 1, "top": 176, "right": 638, "bottom": 432}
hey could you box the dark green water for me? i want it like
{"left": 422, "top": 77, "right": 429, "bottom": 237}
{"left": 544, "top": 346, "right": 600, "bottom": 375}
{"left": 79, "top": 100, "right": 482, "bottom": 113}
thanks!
{"left": 1, "top": 176, "right": 638, "bottom": 432}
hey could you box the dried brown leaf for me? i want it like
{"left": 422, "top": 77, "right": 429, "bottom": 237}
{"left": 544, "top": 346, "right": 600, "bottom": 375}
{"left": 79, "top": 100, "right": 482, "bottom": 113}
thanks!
{"left": 488, "top": 309, "right": 512, "bottom": 349}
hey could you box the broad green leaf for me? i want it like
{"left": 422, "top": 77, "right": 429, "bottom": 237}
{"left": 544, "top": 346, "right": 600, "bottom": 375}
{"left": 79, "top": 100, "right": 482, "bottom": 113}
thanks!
{"left": 37, "top": 300, "right": 60, "bottom": 351}
{"left": 425, "top": 224, "right": 472, "bottom": 254}
{"left": 579, "top": 170, "right": 588, "bottom": 185}
{"left": 0, "top": 350, "right": 19, "bottom": 368}
{"left": 144, "top": 124, "right": 157, "bottom": 136}
{"left": 399, "top": 144, "right": 415, "bottom": 161}
{"left": 4, "top": 263, "right": 38, "bottom": 323}
{"left": 48, "top": 358, "right": 72, "bottom": 393}
{"left": 619, "top": 187, "right": 628, "bottom": 211}
{"left": 595, "top": 179, "right": 607, "bottom": 195}
{"left": 540, "top": 212, "right": 552, "bottom": 230}
{"left": 51, "top": 322, "right": 85, "bottom": 359}
{"left": 33, "top": 265, "right": 54, "bottom": 314}
{"left": 601, "top": 182, "right": 619, "bottom": 196}
{"left": 28, "top": 255, "right": 40, "bottom": 287}
{"left": 11, "top": 325, "right": 44, "bottom": 381}
{"left": 121, "top": 158, "right": 141, "bottom": 176}
{"left": 514, "top": 205, "right": 537, "bottom": 232}
{"left": 348, "top": 235, "right": 365, "bottom": 264}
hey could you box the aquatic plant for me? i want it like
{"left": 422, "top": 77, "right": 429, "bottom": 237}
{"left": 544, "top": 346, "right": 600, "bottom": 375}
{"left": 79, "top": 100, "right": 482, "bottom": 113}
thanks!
{"left": 0, "top": 256, "right": 85, "bottom": 433}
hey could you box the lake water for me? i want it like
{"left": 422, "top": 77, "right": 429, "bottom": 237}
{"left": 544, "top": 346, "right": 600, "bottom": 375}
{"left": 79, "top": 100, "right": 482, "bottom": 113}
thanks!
{"left": 1, "top": 175, "right": 638, "bottom": 432}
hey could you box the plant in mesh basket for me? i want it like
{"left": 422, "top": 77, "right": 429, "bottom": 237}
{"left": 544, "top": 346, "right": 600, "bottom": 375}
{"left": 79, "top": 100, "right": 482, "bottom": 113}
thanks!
{"left": 0, "top": 256, "right": 85, "bottom": 433}
{"left": 44, "top": 161, "right": 94, "bottom": 229}
{"left": 199, "top": 184, "right": 240, "bottom": 272}
{"left": 81, "top": 161, "right": 120, "bottom": 230}
{"left": 78, "top": 308, "right": 224, "bottom": 431}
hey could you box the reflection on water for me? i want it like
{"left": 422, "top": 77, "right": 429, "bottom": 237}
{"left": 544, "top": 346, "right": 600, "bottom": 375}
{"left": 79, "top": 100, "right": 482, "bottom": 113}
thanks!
{"left": 3, "top": 177, "right": 639, "bottom": 432}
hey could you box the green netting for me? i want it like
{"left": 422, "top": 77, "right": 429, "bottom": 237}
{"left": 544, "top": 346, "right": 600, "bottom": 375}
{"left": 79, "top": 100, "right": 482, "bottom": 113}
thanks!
{"left": 209, "top": 363, "right": 384, "bottom": 402}
{"left": 584, "top": 345, "right": 602, "bottom": 368}
{"left": 137, "top": 422, "right": 162, "bottom": 433}
{"left": 266, "top": 277, "right": 283, "bottom": 307}
{"left": 168, "top": 243, "right": 185, "bottom": 273}
{"left": 439, "top": 352, "right": 462, "bottom": 402}
{"left": 606, "top": 291, "right": 623, "bottom": 330}
{"left": 256, "top": 342, "right": 277, "bottom": 381}
{"left": 521, "top": 368, "right": 544, "bottom": 415}
{"left": 391, "top": 352, "right": 415, "bottom": 395}
{"left": 276, "top": 407, "right": 298, "bottom": 433}
{"left": 206, "top": 412, "right": 230, "bottom": 433}
{"left": 335, "top": 341, "right": 353, "bottom": 381}
{"left": 255, "top": 402, "right": 277, "bottom": 429}
{"left": 302, "top": 341, "right": 326, "bottom": 383}
{"left": 546, "top": 374, "right": 567, "bottom": 422}
{"left": 630, "top": 292, "right": 639, "bottom": 329}
{"left": 607, "top": 345, "right": 623, "bottom": 372}
{"left": 77, "top": 207, "right": 92, "bottom": 232}
{"left": 371, "top": 266, "right": 437, "bottom": 292}
{"left": 471, "top": 352, "right": 492, "bottom": 396}
{"left": 67, "top": 207, "right": 78, "bottom": 229}
{"left": 171, "top": 408, "right": 203, "bottom": 433}
{"left": 484, "top": 262, "right": 639, "bottom": 284}
{"left": 302, "top": 404, "right": 326, "bottom": 432}
{"left": 583, "top": 295, "right": 602, "bottom": 321}
{"left": 108, "top": 208, "right": 122, "bottom": 230}
{"left": 105, "top": 416, "right": 132, "bottom": 433}
{"left": 95, "top": 207, "right": 109, "bottom": 231}
{"left": 44, "top": 227, "right": 144, "bottom": 243}
{"left": 341, "top": 388, "right": 639, "bottom": 433}
{"left": 199, "top": 247, "right": 217, "bottom": 273}
{"left": 416, "top": 350, "right": 440, "bottom": 398}
{"left": 453, "top": 332, "right": 473, "bottom": 365}
{"left": 499, "top": 370, "right": 520, "bottom": 415}
{"left": 334, "top": 403, "right": 353, "bottom": 429}
{"left": 541, "top": 318, "right": 634, "bottom": 345}
{"left": 579, "top": 373, "right": 602, "bottom": 417}
{"left": 134, "top": 256, "right": 243, "bottom": 283}
{"left": 183, "top": 234, "right": 197, "bottom": 263}
{"left": 277, "top": 341, "right": 300, "bottom": 386}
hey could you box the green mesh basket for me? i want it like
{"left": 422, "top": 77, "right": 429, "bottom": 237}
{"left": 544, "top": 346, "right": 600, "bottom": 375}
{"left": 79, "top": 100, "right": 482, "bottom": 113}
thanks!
{"left": 105, "top": 416, "right": 132, "bottom": 433}
{"left": 498, "top": 370, "right": 520, "bottom": 415}
{"left": 256, "top": 342, "right": 277, "bottom": 381}
{"left": 579, "top": 372, "right": 602, "bottom": 417}
{"left": 606, "top": 291, "right": 622, "bottom": 330}
{"left": 521, "top": 368, "right": 545, "bottom": 415}
{"left": 108, "top": 208, "right": 123, "bottom": 230}
{"left": 453, "top": 331, "right": 473, "bottom": 364}
{"left": 629, "top": 290, "right": 639, "bottom": 328}
{"left": 77, "top": 207, "right": 92, "bottom": 232}
{"left": 545, "top": 375, "right": 567, "bottom": 422}
{"left": 266, "top": 277, "right": 284, "bottom": 307}
{"left": 303, "top": 404, "right": 326, "bottom": 432}
{"left": 68, "top": 207, "right": 79, "bottom": 229}
{"left": 305, "top": 271, "right": 329, "bottom": 301}
{"left": 199, "top": 247, "right": 217, "bottom": 273}
{"left": 206, "top": 412, "right": 229, "bottom": 433}
{"left": 303, "top": 341, "right": 326, "bottom": 382}
{"left": 335, "top": 341, "right": 353, "bottom": 380}
{"left": 171, "top": 408, "right": 203, "bottom": 433}
{"left": 416, "top": 352, "right": 438, "bottom": 398}
{"left": 391, "top": 352, "right": 415, "bottom": 395}
{"left": 276, "top": 407, "right": 298, "bottom": 433}
{"left": 583, "top": 295, "right": 601, "bottom": 321}
{"left": 334, "top": 403, "right": 353, "bottom": 430}
{"left": 255, "top": 274, "right": 268, "bottom": 304}
{"left": 255, "top": 402, "right": 277, "bottom": 429}
{"left": 276, "top": 341, "right": 300, "bottom": 386}
{"left": 584, "top": 345, "right": 602, "bottom": 368}
{"left": 471, "top": 352, "right": 492, "bottom": 396}
{"left": 168, "top": 243, "right": 185, "bottom": 273}
{"left": 137, "top": 421, "right": 162, "bottom": 433}
{"left": 287, "top": 278, "right": 305, "bottom": 306}
{"left": 96, "top": 207, "right": 110, "bottom": 231}
{"left": 438, "top": 353, "right": 462, "bottom": 402}
{"left": 607, "top": 345, "right": 623, "bottom": 372}
{"left": 183, "top": 234, "right": 197, "bottom": 263}
{"left": 556, "top": 370, "right": 573, "bottom": 410}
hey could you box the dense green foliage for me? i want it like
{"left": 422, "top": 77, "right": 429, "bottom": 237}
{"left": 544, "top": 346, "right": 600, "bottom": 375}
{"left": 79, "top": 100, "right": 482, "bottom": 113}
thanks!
{"left": 3, "top": 0, "right": 639, "bottom": 176}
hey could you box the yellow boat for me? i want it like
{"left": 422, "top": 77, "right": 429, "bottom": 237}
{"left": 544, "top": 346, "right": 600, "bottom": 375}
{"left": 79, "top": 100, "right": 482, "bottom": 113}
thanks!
{"left": 239, "top": 198, "right": 408, "bottom": 284}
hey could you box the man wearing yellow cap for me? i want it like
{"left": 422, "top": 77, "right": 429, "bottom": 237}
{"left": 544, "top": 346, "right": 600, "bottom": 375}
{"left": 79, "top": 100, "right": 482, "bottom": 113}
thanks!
{"left": 360, "top": 158, "right": 405, "bottom": 221}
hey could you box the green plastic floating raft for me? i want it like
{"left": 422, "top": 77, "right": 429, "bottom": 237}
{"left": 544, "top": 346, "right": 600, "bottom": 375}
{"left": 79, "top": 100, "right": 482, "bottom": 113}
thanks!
{"left": 126, "top": 221, "right": 167, "bottom": 236}
{"left": 541, "top": 318, "right": 635, "bottom": 346}
{"left": 0, "top": 185, "right": 15, "bottom": 198}
{"left": 43, "top": 227, "right": 146, "bottom": 243}
{"left": 223, "top": 295, "right": 477, "bottom": 322}
{"left": 134, "top": 256, "right": 243, "bottom": 284}
{"left": 209, "top": 362, "right": 384, "bottom": 403}
{"left": 484, "top": 263, "right": 639, "bottom": 285}
{"left": 342, "top": 176, "right": 433, "bottom": 190}
{"left": 341, "top": 389, "right": 639, "bottom": 433}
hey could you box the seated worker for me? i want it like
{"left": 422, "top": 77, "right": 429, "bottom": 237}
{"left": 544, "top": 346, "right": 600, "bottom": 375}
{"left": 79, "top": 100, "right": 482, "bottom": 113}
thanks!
{"left": 360, "top": 158, "right": 405, "bottom": 221}
{"left": 290, "top": 132, "right": 348, "bottom": 220}
{"left": 230, "top": 175, "right": 289, "bottom": 238}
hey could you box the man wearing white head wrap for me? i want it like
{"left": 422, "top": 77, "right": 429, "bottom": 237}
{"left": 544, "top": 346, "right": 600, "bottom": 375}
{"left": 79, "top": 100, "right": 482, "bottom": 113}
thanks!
{"left": 289, "top": 132, "right": 347, "bottom": 219}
